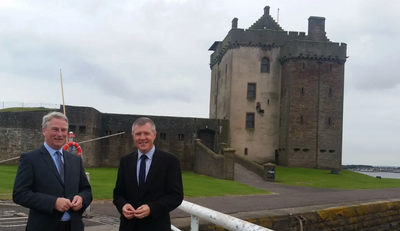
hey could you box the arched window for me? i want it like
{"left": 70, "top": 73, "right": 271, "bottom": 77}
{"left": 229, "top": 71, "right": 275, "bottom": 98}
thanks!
{"left": 261, "top": 57, "right": 270, "bottom": 73}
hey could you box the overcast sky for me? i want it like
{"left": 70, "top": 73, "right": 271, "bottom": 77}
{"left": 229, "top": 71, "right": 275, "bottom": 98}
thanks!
{"left": 0, "top": 0, "right": 398, "bottom": 166}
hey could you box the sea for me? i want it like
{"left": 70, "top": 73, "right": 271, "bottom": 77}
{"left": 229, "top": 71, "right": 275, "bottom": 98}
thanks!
{"left": 355, "top": 171, "right": 400, "bottom": 179}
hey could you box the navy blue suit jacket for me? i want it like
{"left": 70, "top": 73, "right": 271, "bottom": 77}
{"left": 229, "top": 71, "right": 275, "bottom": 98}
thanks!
{"left": 13, "top": 146, "right": 92, "bottom": 231}
{"left": 113, "top": 149, "right": 184, "bottom": 231}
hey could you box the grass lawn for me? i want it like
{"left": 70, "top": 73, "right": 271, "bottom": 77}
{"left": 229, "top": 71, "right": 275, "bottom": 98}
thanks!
{"left": 2, "top": 165, "right": 399, "bottom": 200}
{"left": 0, "top": 107, "right": 55, "bottom": 112}
{"left": 275, "top": 166, "right": 400, "bottom": 189}
{"left": 0, "top": 166, "right": 270, "bottom": 200}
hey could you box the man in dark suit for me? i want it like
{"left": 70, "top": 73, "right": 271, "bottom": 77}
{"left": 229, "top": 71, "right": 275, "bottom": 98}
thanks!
{"left": 13, "top": 112, "right": 92, "bottom": 231}
{"left": 113, "top": 117, "right": 184, "bottom": 231}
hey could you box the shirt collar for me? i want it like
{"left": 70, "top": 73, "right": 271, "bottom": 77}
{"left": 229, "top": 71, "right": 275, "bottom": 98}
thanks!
{"left": 138, "top": 145, "right": 155, "bottom": 161}
{"left": 44, "top": 142, "right": 64, "bottom": 156}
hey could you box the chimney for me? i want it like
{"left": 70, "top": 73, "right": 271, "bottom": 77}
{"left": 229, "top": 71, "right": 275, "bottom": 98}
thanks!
{"left": 308, "top": 16, "right": 327, "bottom": 41}
{"left": 264, "top": 6, "right": 270, "bottom": 16}
{"left": 232, "top": 18, "right": 238, "bottom": 29}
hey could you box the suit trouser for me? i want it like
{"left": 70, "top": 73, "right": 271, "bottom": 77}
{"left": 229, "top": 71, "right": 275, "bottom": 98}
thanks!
{"left": 55, "top": 221, "right": 71, "bottom": 231}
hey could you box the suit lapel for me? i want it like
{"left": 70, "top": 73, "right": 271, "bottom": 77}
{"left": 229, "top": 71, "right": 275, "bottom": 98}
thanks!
{"left": 63, "top": 151, "right": 73, "bottom": 190}
{"left": 130, "top": 152, "right": 140, "bottom": 191}
{"left": 140, "top": 149, "right": 162, "bottom": 196}
{"left": 39, "top": 146, "right": 64, "bottom": 186}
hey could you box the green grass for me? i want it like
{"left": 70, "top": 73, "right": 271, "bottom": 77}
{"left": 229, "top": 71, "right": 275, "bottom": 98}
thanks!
{"left": 2, "top": 165, "right": 399, "bottom": 200}
{"left": 0, "top": 107, "right": 55, "bottom": 112}
{"left": 181, "top": 171, "right": 269, "bottom": 197}
{"left": 0, "top": 165, "right": 17, "bottom": 199}
{"left": 0, "top": 166, "right": 270, "bottom": 200}
{"left": 275, "top": 166, "right": 400, "bottom": 189}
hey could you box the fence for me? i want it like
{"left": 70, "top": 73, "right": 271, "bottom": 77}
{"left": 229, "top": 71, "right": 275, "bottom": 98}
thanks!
{"left": 171, "top": 200, "right": 273, "bottom": 231}
{"left": 0, "top": 102, "right": 60, "bottom": 109}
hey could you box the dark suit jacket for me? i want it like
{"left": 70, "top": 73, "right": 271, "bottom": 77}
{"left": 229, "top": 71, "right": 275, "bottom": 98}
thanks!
{"left": 113, "top": 149, "right": 184, "bottom": 231}
{"left": 13, "top": 146, "right": 92, "bottom": 231}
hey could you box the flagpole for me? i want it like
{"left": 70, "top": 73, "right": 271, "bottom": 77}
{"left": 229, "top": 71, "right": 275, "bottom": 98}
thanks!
{"left": 60, "top": 69, "right": 66, "bottom": 115}
{"left": 60, "top": 69, "right": 68, "bottom": 142}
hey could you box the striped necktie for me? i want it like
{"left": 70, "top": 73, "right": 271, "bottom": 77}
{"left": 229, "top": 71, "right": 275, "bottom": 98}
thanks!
{"left": 56, "top": 151, "right": 65, "bottom": 182}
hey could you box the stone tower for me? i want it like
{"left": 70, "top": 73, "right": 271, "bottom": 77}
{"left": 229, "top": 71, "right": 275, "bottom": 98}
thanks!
{"left": 208, "top": 6, "right": 347, "bottom": 169}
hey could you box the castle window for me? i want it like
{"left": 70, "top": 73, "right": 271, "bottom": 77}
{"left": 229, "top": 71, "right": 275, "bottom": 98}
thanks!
{"left": 328, "top": 117, "right": 332, "bottom": 125}
{"left": 261, "top": 58, "right": 270, "bottom": 73}
{"left": 244, "top": 148, "right": 248, "bottom": 155}
{"left": 329, "top": 88, "right": 333, "bottom": 97}
{"left": 69, "top": 125, "right": 76, "bottom": 133}
{"left": 247, "top": 83, "right": 256, "bottom": 99}
{"left": 225, "top": 64, "right": 228, "bottom": 74}
{"left": 301, "top": 87, "right": 304, "bottom": 96}
{"left": 246, "top": 113, "right": 255, "bottom": 128}
{"left": 300, "top": 115, "right": 304, "bottom": 124}
{"left": 178, "top": 134, "right": 184, "bottom": 141}
{"left": 79, "top": 126, "right": 86, "bottom": 134}
{"left": 160, "top": 133, "right": 166, "bottom": 140}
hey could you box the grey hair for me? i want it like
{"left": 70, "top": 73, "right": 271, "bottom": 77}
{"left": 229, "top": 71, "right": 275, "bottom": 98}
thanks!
{"left": 132, "top": 117, "right": 156, "bottom": 133}
{"left": 42, "top": 112, "right": 69, "bottom": 128}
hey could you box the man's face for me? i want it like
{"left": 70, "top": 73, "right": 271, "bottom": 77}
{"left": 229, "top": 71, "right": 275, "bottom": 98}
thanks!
{"left": 42, "top": 118, "right": 68, "bottom": 150}
{"left": 132, "top": 122, "right": 157, "bottom": 154}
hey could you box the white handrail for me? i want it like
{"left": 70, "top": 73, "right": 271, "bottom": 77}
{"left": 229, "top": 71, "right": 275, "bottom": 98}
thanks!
{"left": 176, "top": 200, "right": 273, "bottom": 231}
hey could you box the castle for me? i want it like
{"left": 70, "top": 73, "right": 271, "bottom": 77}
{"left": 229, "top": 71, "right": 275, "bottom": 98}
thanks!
{"left": 0, "top": 6, "right": 346, "bottom": 170}
{"left": 208, "top": 6, "right": 346, "bottom": 169}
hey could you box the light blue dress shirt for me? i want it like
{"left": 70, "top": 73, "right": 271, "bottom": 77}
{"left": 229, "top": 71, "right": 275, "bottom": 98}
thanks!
{"left": 44, "top": 142, "right": 71, "bottom": 221}
{"left": 136, "top": 146, "right": 155, "bottom": 184}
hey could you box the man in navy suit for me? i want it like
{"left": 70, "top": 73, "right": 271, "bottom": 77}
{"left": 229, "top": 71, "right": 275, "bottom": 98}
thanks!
{"left": 13, "top": 112, "right": 92, "bottom": 231}
{"left": 113, "top": 117, "right": 184, "bottom": 231}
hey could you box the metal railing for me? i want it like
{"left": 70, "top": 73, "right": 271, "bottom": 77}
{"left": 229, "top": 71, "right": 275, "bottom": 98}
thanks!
{"left": 171, "top": 200, "right": 273, "bottom": 231}
{"left": 0, "top": 102, "right": 59, "bottom": 109}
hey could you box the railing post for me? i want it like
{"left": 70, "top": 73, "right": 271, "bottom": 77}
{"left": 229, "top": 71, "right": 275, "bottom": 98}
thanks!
{"left": 85, "top": 172, "right": 91, "bottom": 214}
{"left": 190, "top": 215, "right": 199, "bottom": 231}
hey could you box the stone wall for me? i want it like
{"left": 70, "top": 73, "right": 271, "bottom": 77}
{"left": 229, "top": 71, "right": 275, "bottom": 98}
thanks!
{"left": 234, "top": 153, "right": 263, "bottom": 177}
{"left": 0, "top": 110, "right": 53, "bottom": 164}
{"left": 278, "top": 56, "right": 344, "bottom": 169}
{"left": 193, "top": 140, "right": 234, "bottom": 180}
{"left": 175, "top": 200, "right": 400, "bottom": 231}
{"left": 0, "top": 106, "right": 229, "bottom": 171}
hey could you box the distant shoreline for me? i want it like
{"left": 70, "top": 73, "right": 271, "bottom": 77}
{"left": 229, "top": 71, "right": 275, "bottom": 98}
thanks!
{"left": 353, "top": 170, "right": 400, "bottom": 174}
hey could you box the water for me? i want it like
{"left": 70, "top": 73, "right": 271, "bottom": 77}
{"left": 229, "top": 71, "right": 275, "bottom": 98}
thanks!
{"left": 355, "top": 171, "right": 400, "bottom": 179}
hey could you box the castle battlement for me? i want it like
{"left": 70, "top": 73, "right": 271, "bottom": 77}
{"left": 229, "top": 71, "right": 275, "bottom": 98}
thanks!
{"left": 210, "top": 26, "right": 343, "bottom": 67}
{"left": 280, "top": 40, "right": 347, "bottom": 63}
{"left": 209, "top": 5, "right": 346, "bottom": 67}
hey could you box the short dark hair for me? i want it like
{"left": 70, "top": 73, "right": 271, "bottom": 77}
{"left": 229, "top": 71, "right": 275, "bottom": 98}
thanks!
{"left": 132, "top": 117, "right": 156, "bottom": 133}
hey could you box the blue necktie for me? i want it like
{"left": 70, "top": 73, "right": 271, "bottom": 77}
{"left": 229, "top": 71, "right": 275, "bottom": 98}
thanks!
{"left": 56, "top": 151, "right": 65, "bottom": 182}
{"left": 139, "top": 155, "right": 147, "bottom": 188}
